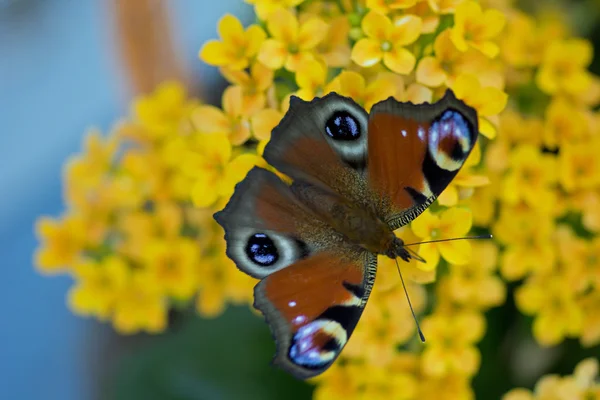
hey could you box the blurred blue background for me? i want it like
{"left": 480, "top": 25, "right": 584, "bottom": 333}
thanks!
{"left": 0, "top": 1, "right": 252, "bottom": 398}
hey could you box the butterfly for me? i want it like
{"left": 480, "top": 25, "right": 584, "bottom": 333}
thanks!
{"left": 214, "top": 89, "right": 479, "bottom": 379}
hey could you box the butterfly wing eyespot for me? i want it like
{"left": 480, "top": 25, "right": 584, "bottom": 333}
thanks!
{"left": 366, "top": 89, "right": 479, "bottom": 230}
{"left": 253, "top": 251, "right": 377, "bottom": 379}
{"left": 264, "top": 94, "right": 369, "bottom": 186}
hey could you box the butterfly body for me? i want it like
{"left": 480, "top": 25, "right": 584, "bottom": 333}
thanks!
{"left": 214, "top": 90, "right": 479, "bottom": 379}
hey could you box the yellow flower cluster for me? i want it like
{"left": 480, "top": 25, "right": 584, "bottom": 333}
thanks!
{"left": 503, "top": 358, "right": 600, "bottom": 400}
{"left": 34, "top": 0, "right": 600, "bottom": 397}
{"left": 35, "top": 82, "right": 256, "bottom": 333}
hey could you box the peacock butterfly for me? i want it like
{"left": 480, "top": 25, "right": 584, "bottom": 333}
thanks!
{"left": 214, "top": 90, "right": 479, "bottom": 379}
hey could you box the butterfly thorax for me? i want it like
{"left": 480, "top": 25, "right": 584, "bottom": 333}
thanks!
{"left": 291, "top": 181, "right": 395, "bottom": 255}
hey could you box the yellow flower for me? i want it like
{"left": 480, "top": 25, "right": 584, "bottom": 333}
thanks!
{"left": 502, "top": 389, "right": 533, "bottom": 400}
{"left": 258, "top": 8, "right": 328, "bottom": 71}
{"left": 220, "top": 62, "right": 274, "bottom": 116}
{"left": 366, "top": 0, "right": 418, "bottom": 13}
{"left": 416, "top": 29, "right": 461, "bottom": 88}
{"left": 251, "top": 107, "right": 283, "bottom": 144}
{"left": 418, "top": 374, "right": 475, "bottom": 400}
{"left": 572, "top": 190, "right": 600, "bottom": 233}
{"left": 34, "top": 215, "right": 87, "bottom": 273}
{"left": 420, "top": 310, "right": 485, "bottom": 377}
{"left": 68, "top": 256, "right": 128, "bottom": 319}
{"left": 559, "top": 140, "right": 600, "bottom": 193}
{"left": 315, "top": 16, "right": 351, "bottom": 67}
{"left": 411, "top": 207, "right": 473, "bottom": 270}
{"left": 450, "top": 1, "right": 505, "bottom": 58}
{"left": 516, "top": 273, "right": 583, "bottom": 346}
{"left": 446, "top": 242, "right": 505, "bottom": 309}
{"left": 494, "top": 205, "right": 555, "bottom": 280}
{"left": 351, "top": 11, "right": 422, "bottom": 75}
{"left": 427, "top": 0, "right": 465, "bottom": 14}
{"left": 112, "top": 272, "right": 168, "bottom": 334}
{"left": 200, "top": 14, "right": 266, "bottom": 70}
{"left": 580, "top": 291, "right": 600, "bottom": 347}
{"left": 132, "top": 81, "right": 193, "bottom": 140}
{"left": 501, "top": 145, "right": 557, "bottom": 209}
{"left": 544, "top": 97, "right": 590, "bottom": 148}
{"left": 500, "top": 12, "right": 546, "bottom": 68}
{"left": 192, "top": 86, "right": 251, "bottom": 145}
{"left": 245, "top": 0, "right": 305, "bottom": 20}
{"left": 536, "top": 39, "right": 594, "bottom": 96}
{"left": 328, "top": 70, "right": 400, "bottom": 111}
{"left": 295, "top": 59, "right": 329, "bottom": 100}
{"left": 142, "top": 238, "right": 199, "bottom": 300}
{"left": 451, "top": 73, "right": 508, "bottom": 139}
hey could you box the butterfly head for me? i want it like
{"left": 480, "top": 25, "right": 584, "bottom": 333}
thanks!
{"left": 386, "top": 236, "right": 412, "bottom": 262}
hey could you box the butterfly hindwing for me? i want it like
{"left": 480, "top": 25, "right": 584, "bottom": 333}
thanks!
{"left": 367, "top": 90, "right": 479, "bottom": 229}
{"left": 254, "top": 251, "right": 377, "bottom": 379}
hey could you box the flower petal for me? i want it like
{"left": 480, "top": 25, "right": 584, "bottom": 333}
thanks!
{"left": 298, "top": 18, "right": 328, "bottom": 50}
{"left": 362, "top": 11, "right": 392, "bottom": 41}
{"left": 192, "top": 106, "right": 230, "bottom": 133}
{"left": 384, "top": 47, "right": 416, "bottom": 74}
{"left": 258, "top": 39, "right": 288, "bottom": 69}
{"left": 438, "top": 240, "right": 471, "bottom": 265}
{"left": 351, "top": 39, "right": 383, "bottom": 67}
{"left": 416, "top": 57, "right": 447, "bottom": 87}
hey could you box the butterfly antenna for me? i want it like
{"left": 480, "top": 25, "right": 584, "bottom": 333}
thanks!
{"left": 403, "top": 234, "right": 492, "bottom": 247}
{"left": 394, "top": 258, "right": 426, "bottom": 342}
{"left": 405, "top": 246, "right": 426, "bottom": 263}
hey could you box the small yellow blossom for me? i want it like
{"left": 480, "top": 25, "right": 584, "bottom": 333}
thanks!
{"left": 220, "top": 62, "right": 274, "bottom": 116}
{"left": 411, "top": 207, "right": 473, "bottom": 270}
{"left": 544, "top": 97, "right": 590, "bottom": 148}
{"left": 421, "top": 310, "right": 485, "bottom": 377}
{"left": 451, "top": 73, "right": 508, "bottom": 138}
{"left": 416, "top": 29, "right": 461, "bottom": 88}
{"left": 450, "top": 1, "right": 505, "bottom": 58}
{"left": 328, "top": 70, "right": 400, "bottom": 111}
{"left": 295, "top": 59, "right": 329, "bottom": 100}
{"left": 68, "top": 256, "right": 128, "bottom": 319}
{"left": 258, "top": 8, "right": 328, "bottom": 71}
{"left": 34, "top": 215, "right": 87, "bottom": 273}
{"left": 501, "top": 145, "right": 556, "bottom": 209}
{"left": 536, "top": 39, "right": 594, "bottom": 96}
{"left": 112, "top": 273, "right": 168, "bottom": 334}
{"left": 200, "top": 14, "right": 266, "bottom": 70}
{"left": 516, "top": 273, "right": 583, "bottom": 346}
{"left": 315, "top": 16, "right": 351, "bottom": 67}
{"left": 559, "top": 140, "right": 600, "bottom": 193}
{"left": 192, "top": 86, "right": 251, "bottom": 145}
{"left": 351, "top": 11, "right": 422, "bottom": 75}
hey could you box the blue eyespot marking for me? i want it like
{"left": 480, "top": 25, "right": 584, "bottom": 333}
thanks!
{"left": 245, "top": 233, "right": 278, "bottom": 266}
{"left": 325, "top": 111, "right": 360, "bottom": 141}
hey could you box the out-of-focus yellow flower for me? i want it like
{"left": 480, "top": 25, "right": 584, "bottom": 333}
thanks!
{"left": 516, "top": 273, "right": 583, "bottom": 346}
{"left": 559, "top": 140, "right": 600, "bottom": 193}
{"left": 446, "top": 242, "right": 505, "bottom": 309}
{"left": 501, "top": 145, "right": 556, "bottom": 209}
{"left": 68, "top": 256, "right": 128, "bottom": 319}
{"left": 573, "top": 190, "right": 600, "bottom": 233}
{"left": 504, "top": 358, "right": 600, "bottom": 400}
{"left": 451, "top": 73, "right": 507, "bottom": 138}
{"left": 200, "top": 15, "right": 266, "bottom": 70}
{"left": 450, "top": 1, "right": 505, "bottom": 58}
{"left": 142, "top": 238, "right": 199, "bottom": 300}
{"left": 416, "top": 30, "right": 461, "bottom": 88}
{"left": 314, "top": 16, "right": 351, "bottom": 67}
{"left": 411, "top": 208, "right": 473, "bottom": 270}
{"left": 258, "top": 8, "right": 328, "bottom": 71}
{"left": 251, "top": 107, "right": 282, "bottom": 144}
{"left": 421, "top": 310, "right": 485, "bottom": 377}
{"left": 500, "top": 12, "right": 546, "bottom": 68}
{"left": 543, "top": 97, "right": 590, "bottom": 148}
{"left": 580, "top": 292, "right": 600, "bottom": 347}
{"left": 112, "top": 273, "right": 168, "bottom": 334}
{"left": 192, "top": 86, "right": 251, "bottom": 145}
{"left": 418, "top": 373, "right": 475, "bottom": 400}
{"left": 351, "top": 11, "right": 422, "bottom": 74}
{"left": 34, "top": 215, "right": 88, "bottom": 273}
{"left": 536, "top": 39, "right": 593, "bottom": 96}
